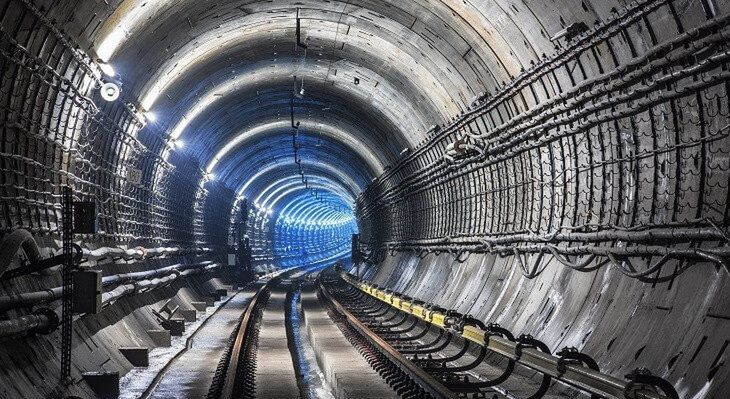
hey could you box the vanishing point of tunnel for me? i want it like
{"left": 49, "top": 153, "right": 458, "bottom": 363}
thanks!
{"left": 0, "top": 0, "right": 729, "bottom": 398}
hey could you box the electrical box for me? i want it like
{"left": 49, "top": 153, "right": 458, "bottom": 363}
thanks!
{"left": 73, "top": 270, "right": 102, "bottom": 314}
{"left": 228, "top": 253, "right": 236, "bottom": 266}
{"left": 73, "top": 201, "right": 97, "bottom": 234}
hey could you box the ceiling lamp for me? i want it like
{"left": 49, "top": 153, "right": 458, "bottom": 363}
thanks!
{"left": 100, "top": 82, "right": 120, "bottom": 102}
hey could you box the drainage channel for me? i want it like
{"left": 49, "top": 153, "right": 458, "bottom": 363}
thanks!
{"left": 209, "top": 266, "right": 335, "bottom": 399}
{"left": 287, "top": 276, "right": 337, "bottom": 399}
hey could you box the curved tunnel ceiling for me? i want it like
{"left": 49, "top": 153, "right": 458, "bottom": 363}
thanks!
{"left": 3, "top": 0, "right": 730, "bottom": 397}
{"left": 216, "top": 134, "right": 372, "bottom": 197}
{"left": 80, "top": 0, "right": 602, "bottom": 226}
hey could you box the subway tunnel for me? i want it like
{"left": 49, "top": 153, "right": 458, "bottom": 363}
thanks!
{"left": 0, "top": 0, "right": 729, "bottom": 398}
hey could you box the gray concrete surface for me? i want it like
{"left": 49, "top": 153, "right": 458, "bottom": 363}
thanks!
{"left": 301, "top": 286, "right": 398, "bottom": 399}
{"left": 144, "top": 287, "right": 258, "bottom": 399}
{"left": 254, "top": 288, "right": 301, "bottom": 398}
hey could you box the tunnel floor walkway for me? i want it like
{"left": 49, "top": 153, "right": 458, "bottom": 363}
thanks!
{"left": 141, "top": 286, "right": 260, "bottom": 399}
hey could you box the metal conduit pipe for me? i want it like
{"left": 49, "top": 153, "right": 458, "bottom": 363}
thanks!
{"left": 100, "top": 261, "right": 215, "bottom": 287}
{"left": 100, "top": 264, "right": 219, "bottom": 305}
{"left": 0, "top": 261, "right": 218, "bottom": 311}
{"left": 0, "top": 288, "right": 64, "bottom": 312}
{"left": 101, "top": 274, "right": 179, "bottom": 304}
{"left": 0, "top": 229, "right": 42, "bottom": 278}
{"left": 0, "top": 264, "right": 220, "bottom": 338}
{"left": 82, "top": 246, "right": 213, "bottom": 263}
{"left": 0, "top": 309, "right": 58, "bottom": 339}
{"left": 0, "top": 231, "right": 211, "bottom": 280}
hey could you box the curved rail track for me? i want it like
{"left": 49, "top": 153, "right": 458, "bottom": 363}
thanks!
{"left": 203, "top": 266, "right": 462, "bottom": 399}
{"left": 139, "top": 264, "right": 680, "bottom": 399}
{"left": 323, "top": 268, "right": 680, "bottom": 399}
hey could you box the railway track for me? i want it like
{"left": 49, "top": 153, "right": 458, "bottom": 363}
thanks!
{"left": 143, "top": 264, "right": 679, "bottom": 399}
{"left": 322, "top": 268, "right": 680, "bottom": 399}
{"left": 202, "top": 266, "right": 461, "bottom": 399}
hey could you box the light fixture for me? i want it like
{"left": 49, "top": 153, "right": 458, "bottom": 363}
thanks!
{"left": 98, "top": 62, "right": 115, "bottom": 77}
{"left": 100, "top": 82, "right": 120, "bottom": 102}
{"left": 144, "top": 111, "right": 157, "bottom": 122}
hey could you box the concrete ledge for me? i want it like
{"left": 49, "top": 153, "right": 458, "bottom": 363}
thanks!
{"left": 167, "top": 318, "right": 186, "bottom": 336}
{"left": 179, "top": 309, "right": 197, "bottom": 322}
{"left": 147, "top": 329, "right": 171, "bottom": 347}
{"left": 82, "top": 371, "right": 119, "bottom": 399}
{"left": 119, "top": 347, "right": 149, "bottom": 367}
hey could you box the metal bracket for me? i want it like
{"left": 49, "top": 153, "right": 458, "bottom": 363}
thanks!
{"left": 556, "top": 346, "right": 599, "bottom": 373}
{"left": 625, "top": 368, "right": 679, "bottom": 399}
{"left": 484, "top": 323, "right": 515, "bottom": 344}
{"left": 516, "top": 334, "right": 551, "bottom": 399}
{"left": 2, "top": 244, "right": 82, "bottom": 281}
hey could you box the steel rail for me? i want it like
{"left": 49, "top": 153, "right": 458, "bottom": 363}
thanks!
{"left": 215, "top": 267, "right": 305, "bottom": 399}
{"left": 219, "top": 281, "right": 269, "bottom": 399}
{"left": 318, "top": 275, "right": 459, "bottom": 399}
{"left": 338, "top": 270, "right": 676, "bottom": 399}
{"left": 140, "top": 285, "right": 246, "bottom": 399}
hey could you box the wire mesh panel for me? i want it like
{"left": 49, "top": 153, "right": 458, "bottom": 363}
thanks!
{"left": 0, "top": 0, "right": 229, "bottom": 250}
{"left": 357, "top": 0, "right": 730, "bottom": 282}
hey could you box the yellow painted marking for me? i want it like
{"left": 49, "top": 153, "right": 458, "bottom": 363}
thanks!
{"left": 462, "top": 326, "right": 486, "bottom": 345}
{"left": 341, "top": 272, "right": 488, "bottom": 348}
{"left": 431, "top": 313, "right": 446, "bottom": 327}
{"left": 412, "top": 305, "right": 426, "bottom": 319}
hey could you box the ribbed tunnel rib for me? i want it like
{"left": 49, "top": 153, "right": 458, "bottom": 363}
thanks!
{"left": 1, "top": 0, "right": 729, "bottom": 398}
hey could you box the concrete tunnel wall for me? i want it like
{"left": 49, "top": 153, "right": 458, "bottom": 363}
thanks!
{"left": 0, "top": 0, "right": 729, "bottom": 398}
{"left": 350, "top": 3, "right": 730, "bottom": 398}
{"left": 363, "top": 249, "right": 729, "bottom": 398}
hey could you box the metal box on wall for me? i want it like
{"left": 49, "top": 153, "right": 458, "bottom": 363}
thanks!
{"left": 73, "top": 270, "right": 102, "bottom": 314}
